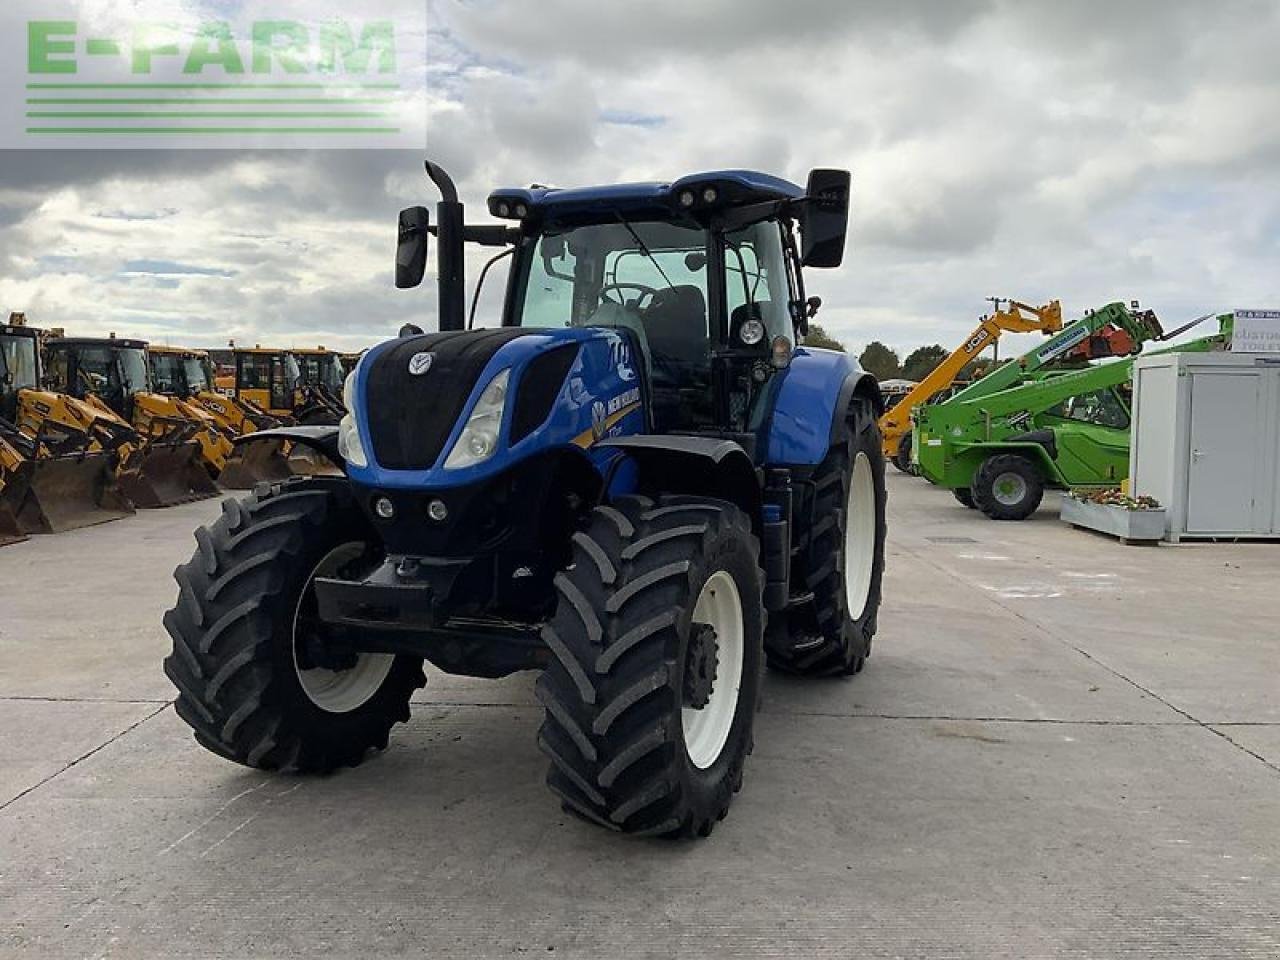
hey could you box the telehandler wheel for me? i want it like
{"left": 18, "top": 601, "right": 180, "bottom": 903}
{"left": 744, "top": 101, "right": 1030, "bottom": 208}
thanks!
{"left": 892, "top": 431, "right": 913, "bottom": 474}
{"left": 767, "top": 397, "right": 886, "bottom": 677}
{"left": 953, "top": 487, "right": 976, "bottom": 509}
{"left": 537, "top": 494, "right": 763, "bottom": 838}
{"left": 972, "top": 454, "right": 1044, "bottom": 521}
{"left": 163, "top": 479, "right": 426, "bottom": 772}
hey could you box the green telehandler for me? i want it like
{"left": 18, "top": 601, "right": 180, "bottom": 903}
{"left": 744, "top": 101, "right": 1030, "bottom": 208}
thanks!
{"left": 914, "top": 310, "right": 1232, "bottom": 520}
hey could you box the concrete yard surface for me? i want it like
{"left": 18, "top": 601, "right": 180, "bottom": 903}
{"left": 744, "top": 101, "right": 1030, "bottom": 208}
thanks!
{"left": 1, "top": 475, "right": 1277, "bottom": 958}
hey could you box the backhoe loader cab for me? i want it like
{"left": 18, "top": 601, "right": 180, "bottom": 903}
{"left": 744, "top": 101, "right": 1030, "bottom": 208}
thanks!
{"left": 165, "top": 160, "right": 888, "bottom": 839}
{"left": 149, "top": 346, "right": 214, "bottom": 399}
{"left": 220, "top": 348, "right": 343, "bottom": 424}
{"left": 295, "top": 348, "right": 346, "bottom": 396}
{"left": 45, "top": 336, "right": 220, "bottom": 507}
{"left": 223, "top": 348, "right": 303, "bottom": 418}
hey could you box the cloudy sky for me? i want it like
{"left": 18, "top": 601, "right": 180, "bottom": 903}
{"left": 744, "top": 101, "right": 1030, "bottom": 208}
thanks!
{"left": 1, "top": 0, "right": 1278, "bottom": 360}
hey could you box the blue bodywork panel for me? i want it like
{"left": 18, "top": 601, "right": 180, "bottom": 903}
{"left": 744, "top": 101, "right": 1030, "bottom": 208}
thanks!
{"left": 346, "top": 327, "right": 644, "bottom": 491}
{"left": 764, "top": 347, "right": 866, "bottom": 467}
{"left": 489, "top": 170, "right": 804, "bottom": 222}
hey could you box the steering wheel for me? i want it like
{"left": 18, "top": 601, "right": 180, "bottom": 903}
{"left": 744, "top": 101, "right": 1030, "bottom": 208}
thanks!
{"left": 599, "top": 282, "right": 659, "bottom": 308}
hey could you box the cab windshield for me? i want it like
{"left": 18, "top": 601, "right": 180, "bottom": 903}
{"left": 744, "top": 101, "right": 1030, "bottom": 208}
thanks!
{"left": 513, "top": 217, "right": 796, "bottom": 430}
{"left": 75, "top": 346, "right": 150, "bottom": 396}
{"left": 117, "top": 348, "right": 151, "bottom": 394}
{"left": 284, "top": 354, "right": 302, "bottom": 388}
{"left": 150, "top": 353, "right": 182, "bottom": 393}
{"left": 519, "top": 219, "right": 707, "bottom": 374}
{"left": 182, "top": 356, "right": 210, "bottom": 392}
{"left": 1, "top": 335, "right": 38, "bottom": 390}
{"left": 318, "top": 355, "right": 344, "bottom": 393}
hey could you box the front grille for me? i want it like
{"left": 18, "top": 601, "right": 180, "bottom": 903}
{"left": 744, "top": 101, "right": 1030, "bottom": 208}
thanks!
{"left": 365, "top": 329, "right": 534, "bottom": 469}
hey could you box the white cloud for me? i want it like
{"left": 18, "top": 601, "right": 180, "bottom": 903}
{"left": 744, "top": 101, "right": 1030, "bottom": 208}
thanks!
{"left": 1, "top": 0, "right": 1278, "bottom": 358}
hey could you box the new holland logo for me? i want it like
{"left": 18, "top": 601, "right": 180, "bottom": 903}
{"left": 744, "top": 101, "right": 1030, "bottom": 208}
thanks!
{"left": 590, "top": 400, "right": 608, "bottom": 440}
{"left": 407, "top": 351, "right": 434, "bottom": 376}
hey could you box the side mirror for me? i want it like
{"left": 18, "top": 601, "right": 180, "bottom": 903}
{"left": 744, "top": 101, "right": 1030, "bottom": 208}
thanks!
{"left": 800, "top": 169, "right": 850, "bottom": 269}
{"left": 396, "top": 206, "right": 431, "bottom": 289}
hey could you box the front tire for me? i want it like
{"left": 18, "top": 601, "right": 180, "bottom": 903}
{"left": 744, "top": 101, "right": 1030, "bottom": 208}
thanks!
{"left": 972, "top": 454, "right": 1044, "bottom": 521}
{"left": 536, "top": 495, "right": 763, "bottom": 838}
{"left": 953, "top": 487, "right": 976, "bottom": 509}
{"left": 162, "top": 479, "right": 425, "bottom": 771}
{"left": 768, "top": 397, "right": 887, "bottom": 677}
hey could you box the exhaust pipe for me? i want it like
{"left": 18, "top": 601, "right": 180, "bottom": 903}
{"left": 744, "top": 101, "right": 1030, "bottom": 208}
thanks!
{"left": 426, "top": 161, "right": 466, "bottom": 332}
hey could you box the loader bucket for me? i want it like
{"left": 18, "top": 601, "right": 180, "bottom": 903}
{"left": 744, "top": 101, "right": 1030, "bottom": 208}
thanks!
{"left": 217, "top": 435, "right": 295, "bottom": 489}
{"left": 117, "top": 441, "right": 220, "bottom": 508}
{"left": 0, "top": 500, "right": 26, "bottom": 545}
{"left": 4, "top": 454, "right": 134, "bottom": 535}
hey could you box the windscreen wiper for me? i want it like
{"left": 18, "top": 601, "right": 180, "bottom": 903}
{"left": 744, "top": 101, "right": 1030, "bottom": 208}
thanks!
{"left": 616, "top": 215, "right": 675, "bottom": 291}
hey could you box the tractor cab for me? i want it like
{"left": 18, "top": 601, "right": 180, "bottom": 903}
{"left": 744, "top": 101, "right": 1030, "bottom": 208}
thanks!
{"left": 44, "top": 336, "right": 153, "bottom": 422}
{"left": 393, "top": 166, "right": 850, "bottom": 446}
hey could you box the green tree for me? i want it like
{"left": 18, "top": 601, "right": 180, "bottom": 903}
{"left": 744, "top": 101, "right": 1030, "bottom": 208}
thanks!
{"left": 902, "top": 344, "right": 950, "bottom": 381}
{"left": 859, "top": 340, "right": 901, "bottom": 380}
{"left": 802, "top": 323, "right": 846, "bottom": 352}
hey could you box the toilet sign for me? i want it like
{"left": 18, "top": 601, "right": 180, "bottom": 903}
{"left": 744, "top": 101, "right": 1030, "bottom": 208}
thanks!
{"left": 1232, "top": 310, "right": 1280, "bottom": 354}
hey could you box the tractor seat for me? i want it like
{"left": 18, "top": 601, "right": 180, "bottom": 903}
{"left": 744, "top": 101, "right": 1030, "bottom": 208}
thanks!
{"left": 642, "top": 285, "right": 709, "bottom": 373}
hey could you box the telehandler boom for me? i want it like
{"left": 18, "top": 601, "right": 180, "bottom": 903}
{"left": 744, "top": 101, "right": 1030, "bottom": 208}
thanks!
{"left": 881, "top": 299, "right": 1063, "bottom": 472}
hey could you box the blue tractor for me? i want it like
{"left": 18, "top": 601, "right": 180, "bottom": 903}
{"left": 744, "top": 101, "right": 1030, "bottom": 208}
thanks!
{"left": 163, "top": 161, "right": 887, "bottom": 838}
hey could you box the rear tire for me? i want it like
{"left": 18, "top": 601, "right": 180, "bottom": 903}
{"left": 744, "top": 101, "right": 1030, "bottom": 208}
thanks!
{"left": 892, "top": 431, "right": 913, "bottom": 474}
{"left": 972, "top": 454, "right": 1044, "bottom": 521}
{"left": 953, "top": 487, "right": 976, "bottom": 509}
{"left": 768, "top": 396, "right": 887, "bottom": 677}
{"left": 162, "top": 479, "right": 425, "bottom": 771}
{"left": 537, "top": 495, "right": 763, "bottom": 838}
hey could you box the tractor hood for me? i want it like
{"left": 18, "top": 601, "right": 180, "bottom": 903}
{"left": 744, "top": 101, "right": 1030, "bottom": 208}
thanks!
{"left": 344, "top": 326, "right": 645, "bottom": 489}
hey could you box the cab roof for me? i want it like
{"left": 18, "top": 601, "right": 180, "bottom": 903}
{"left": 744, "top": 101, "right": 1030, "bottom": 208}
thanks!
{"left": 488, "top": 170, "right": 804, "bottom": 223}
{"left": 47, "top": 336, "right": 149, "bottom": 350}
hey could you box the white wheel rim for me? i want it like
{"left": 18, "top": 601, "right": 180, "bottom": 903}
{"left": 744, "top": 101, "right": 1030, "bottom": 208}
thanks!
{"left": 844, "top": 451, "right": 876, "bottom": 621}
{"left": 993, "top": 472, "right": 1028, "bottom": 507}
{"left": 291, "top": 542, "right": 394, "bottom": 714}
{"left": 682, "top": 570, "right": 744, "bottom": 770}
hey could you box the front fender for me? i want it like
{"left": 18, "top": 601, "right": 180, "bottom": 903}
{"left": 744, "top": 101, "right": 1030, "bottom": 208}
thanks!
{"left": 233, "top": 425, "right": 343, "bottom": 469}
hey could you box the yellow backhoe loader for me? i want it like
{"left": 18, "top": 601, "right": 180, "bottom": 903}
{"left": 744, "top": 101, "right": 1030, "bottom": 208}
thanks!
{"left": 43, "top": 335, "right": 220, "bottom": 507}
{"left": 880, "top": 299, "right": 1065, "bottom": 472}
{"left": 148, "top": 344, "right": 294, "bottom": 488}
{"left": 215, "top": 346, "right": 344, "bottom": 424}
{"left": 1, "top": 315, "right": 134, "bottom": 533}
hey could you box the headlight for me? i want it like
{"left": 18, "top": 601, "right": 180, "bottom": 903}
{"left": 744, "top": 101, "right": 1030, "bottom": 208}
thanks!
{"left": 444, "top": 368, "right": 510, "bottom": 470}
{"left": 336, "top": 372, "right": 368, "bottom": 468}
